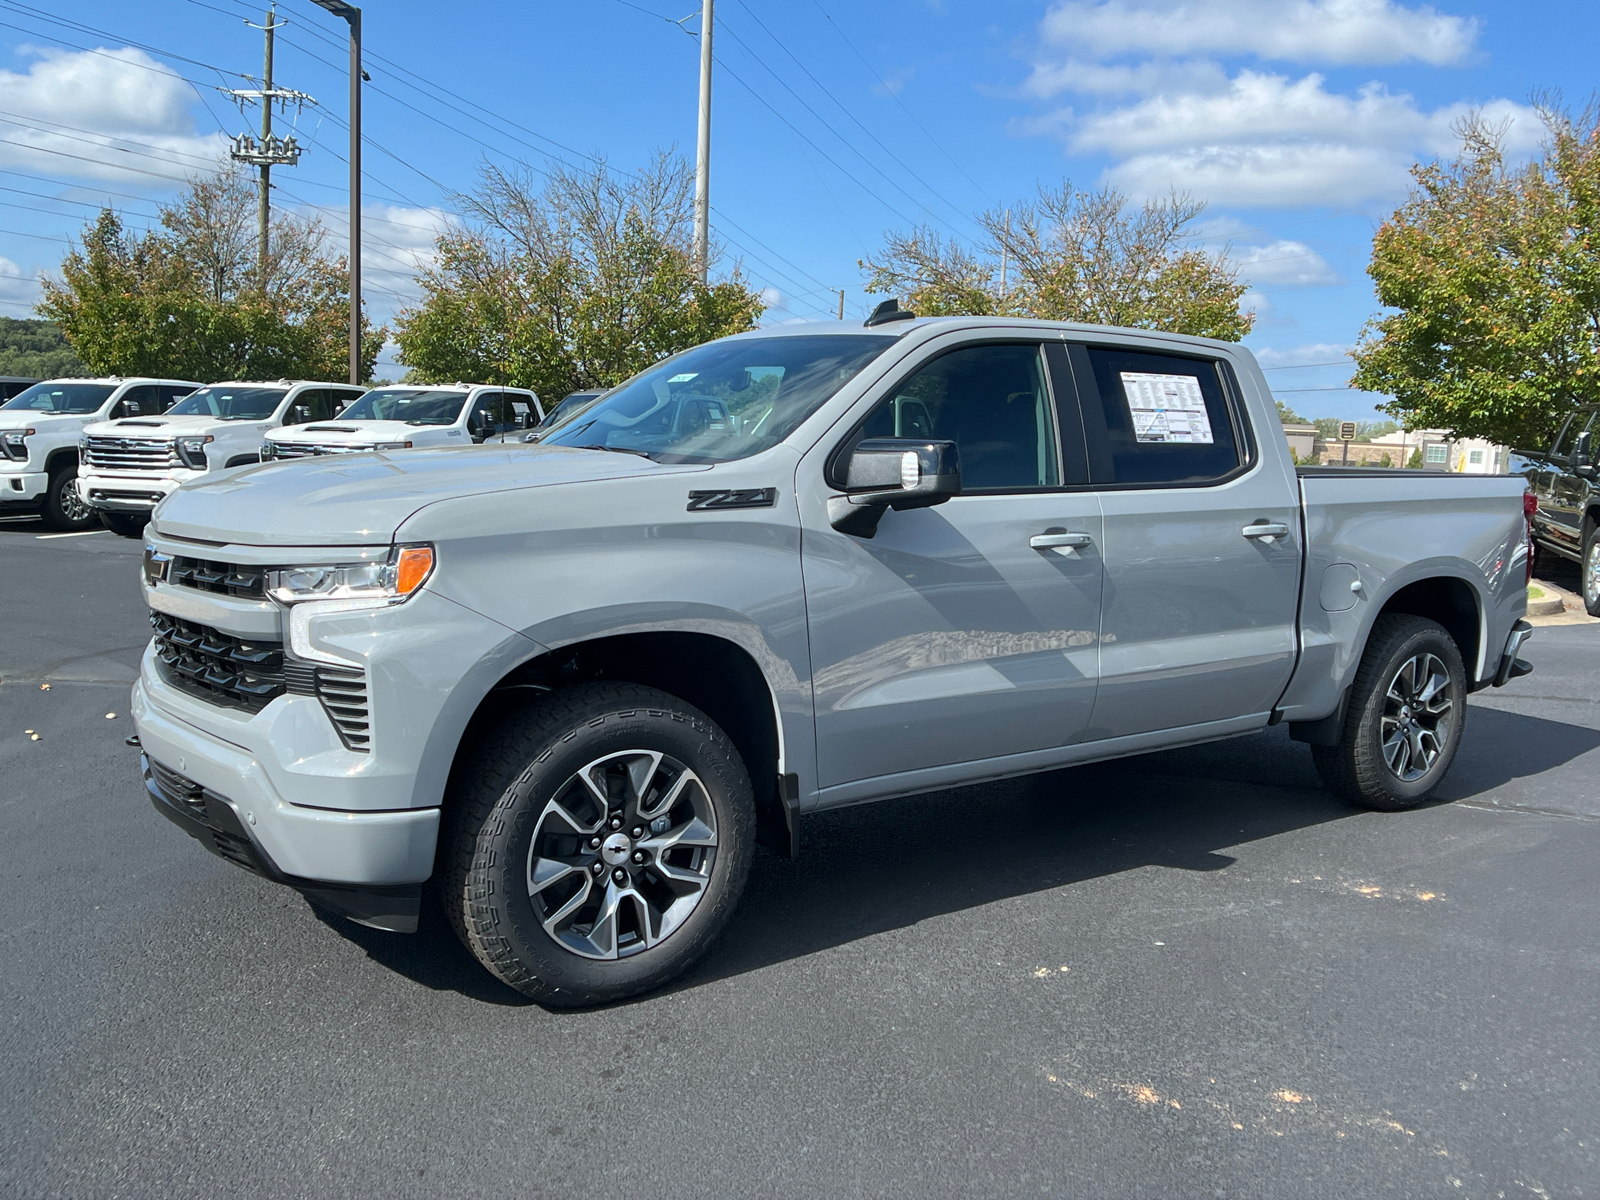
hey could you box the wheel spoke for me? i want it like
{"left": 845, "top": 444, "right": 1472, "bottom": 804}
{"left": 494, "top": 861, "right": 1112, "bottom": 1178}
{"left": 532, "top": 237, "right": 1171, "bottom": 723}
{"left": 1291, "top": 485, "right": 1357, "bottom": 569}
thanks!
{"left": 537, "top": 793, "right": 605, "bottom": 839}
{"left": 1382, "top": 724, "right": 1408, "bottom": 774}
{"left": 639, "top": 768, "right": 694, "bottom": 821}
{"left": 538, "top": 873, "right": 594, "bottom": 937}
{"left": 586, "top": 880, "right": 625, "bottom": 959}
{"left": 528, "top": 856, "right": 584, "bottom": 896}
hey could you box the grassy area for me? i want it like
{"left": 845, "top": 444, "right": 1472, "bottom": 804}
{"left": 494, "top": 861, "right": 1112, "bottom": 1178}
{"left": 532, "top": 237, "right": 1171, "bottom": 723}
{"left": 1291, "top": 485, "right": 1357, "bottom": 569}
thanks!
{"left": 1529, "top": 584, "right": 1548, "bottom": 600}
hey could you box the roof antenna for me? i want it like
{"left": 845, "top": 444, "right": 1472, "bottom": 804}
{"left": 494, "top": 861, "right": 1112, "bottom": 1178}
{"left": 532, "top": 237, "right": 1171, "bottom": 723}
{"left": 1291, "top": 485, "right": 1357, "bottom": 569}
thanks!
{"left": 863, "top": 298, "right": 916, "bottom": 328}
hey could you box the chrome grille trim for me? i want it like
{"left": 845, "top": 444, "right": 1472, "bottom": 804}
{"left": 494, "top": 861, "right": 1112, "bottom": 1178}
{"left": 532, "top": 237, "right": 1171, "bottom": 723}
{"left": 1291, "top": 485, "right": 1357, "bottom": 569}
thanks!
{"left": 85, "top": 436, "right": 179, "bottom": 471}
{"left": 270, "top": 442, "right": 374, "bottom": 458}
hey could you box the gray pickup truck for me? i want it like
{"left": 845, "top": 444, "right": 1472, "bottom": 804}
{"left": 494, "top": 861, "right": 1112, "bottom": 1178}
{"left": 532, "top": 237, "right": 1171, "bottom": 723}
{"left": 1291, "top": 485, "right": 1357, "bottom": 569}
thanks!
{"left": 131, "top": 313, "right": 1534, "bottom": 1005}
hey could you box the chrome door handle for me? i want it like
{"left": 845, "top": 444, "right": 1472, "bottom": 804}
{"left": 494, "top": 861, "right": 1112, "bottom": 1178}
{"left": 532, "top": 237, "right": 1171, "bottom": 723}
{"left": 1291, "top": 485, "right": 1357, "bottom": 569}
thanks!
{"left": 1030, "top": 532, "right": 1093, "bottom": 555}
{"left": 1242, "top": 521, "right": 1291, "bottom": 543}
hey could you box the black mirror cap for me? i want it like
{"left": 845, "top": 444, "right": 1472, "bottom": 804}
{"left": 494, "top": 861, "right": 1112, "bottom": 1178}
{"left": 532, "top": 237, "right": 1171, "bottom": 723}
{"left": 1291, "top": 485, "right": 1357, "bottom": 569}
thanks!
{"left": 864, "top": 298, "right": 917, "bottom": 328}
{"left": 829, "top": 437, "right": 960, "bottom": 536}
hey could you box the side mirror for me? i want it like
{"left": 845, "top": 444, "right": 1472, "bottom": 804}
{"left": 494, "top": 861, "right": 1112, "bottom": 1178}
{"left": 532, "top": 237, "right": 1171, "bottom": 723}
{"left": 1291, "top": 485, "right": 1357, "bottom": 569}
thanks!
{"left": 292, "top": 404, "right": 311, "bottom": 424}
{"left": 1573, "top": 429, "right": 1593, "bottom": 471}
{"left": 827, "top": 438, "right": 960, "bottom": 537}
{"left": 123, "top": 401, "right": 141, "bottom": 416}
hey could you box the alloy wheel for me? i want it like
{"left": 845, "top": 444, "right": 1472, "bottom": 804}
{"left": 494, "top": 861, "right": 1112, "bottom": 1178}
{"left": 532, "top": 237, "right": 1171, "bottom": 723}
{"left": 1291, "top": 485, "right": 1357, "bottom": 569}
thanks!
{"left": 1380, "top": 651, "right": 1454, "bottom": 782}
{"left": 526, "top": 749, "right": 718, "bottom": 960}
{"left": 57, "top": 475, "right": 93, "bottom": 524}
{"left": 1586, "top": 539, "right": 1599, "bottom": 610}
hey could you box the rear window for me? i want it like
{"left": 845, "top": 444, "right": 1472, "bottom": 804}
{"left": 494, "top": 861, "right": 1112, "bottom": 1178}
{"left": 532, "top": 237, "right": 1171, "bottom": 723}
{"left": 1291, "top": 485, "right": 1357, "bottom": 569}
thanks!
{"left": 1083, "top": 347, "right": 1244, "bottom": 486}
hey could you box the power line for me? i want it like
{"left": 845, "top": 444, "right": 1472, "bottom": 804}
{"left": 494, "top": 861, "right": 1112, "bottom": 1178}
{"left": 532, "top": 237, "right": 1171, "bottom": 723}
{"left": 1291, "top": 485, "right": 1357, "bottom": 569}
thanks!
{"left": 1260, "top": 360, "right": 1353, "bottom": 371}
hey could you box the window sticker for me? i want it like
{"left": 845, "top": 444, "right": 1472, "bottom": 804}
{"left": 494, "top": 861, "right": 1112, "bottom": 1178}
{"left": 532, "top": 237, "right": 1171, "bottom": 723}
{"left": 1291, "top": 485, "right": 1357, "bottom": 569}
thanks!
{"left": 668, "top": 373, "right": 699, "bottom": 383}
{"left": 1120, "top": 372, "right": 1214, "bottom": 444}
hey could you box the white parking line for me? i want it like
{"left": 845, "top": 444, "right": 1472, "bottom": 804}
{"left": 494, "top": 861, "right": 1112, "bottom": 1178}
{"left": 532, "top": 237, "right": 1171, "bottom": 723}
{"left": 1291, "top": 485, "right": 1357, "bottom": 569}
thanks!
{"left": 36, "top": 530, "right": 108, "bottom": 540}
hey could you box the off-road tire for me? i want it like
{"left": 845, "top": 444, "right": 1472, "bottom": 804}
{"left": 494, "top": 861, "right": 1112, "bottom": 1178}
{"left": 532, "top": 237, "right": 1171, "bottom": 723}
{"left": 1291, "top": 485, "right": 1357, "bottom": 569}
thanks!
{"left": 41, "top": 464, "right": 96, "bottom": 531}
{"left": 1312, "top": 614, "right": 1467, "bottom": 811}
{"left": 441, "top": 682, "right": 755, "bottom": 1007}
{"left": 99, "top": 511, "right": 148, "bottom": 539}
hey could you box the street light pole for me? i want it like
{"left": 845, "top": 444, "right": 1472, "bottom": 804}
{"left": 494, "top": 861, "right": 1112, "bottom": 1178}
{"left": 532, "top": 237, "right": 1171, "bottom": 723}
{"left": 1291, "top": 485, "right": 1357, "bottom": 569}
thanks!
{"left": 693, "top": 0, "right": 713, "bottom": 283}
{"left": 310, "top": 0, "right": 362, "bottom": 384}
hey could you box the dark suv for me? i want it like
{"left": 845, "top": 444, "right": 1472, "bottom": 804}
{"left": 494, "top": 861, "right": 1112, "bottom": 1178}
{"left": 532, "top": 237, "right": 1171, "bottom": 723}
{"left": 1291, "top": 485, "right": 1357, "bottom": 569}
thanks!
{"left": 1516, "top": 405, "right": 1600, "bottom": 615}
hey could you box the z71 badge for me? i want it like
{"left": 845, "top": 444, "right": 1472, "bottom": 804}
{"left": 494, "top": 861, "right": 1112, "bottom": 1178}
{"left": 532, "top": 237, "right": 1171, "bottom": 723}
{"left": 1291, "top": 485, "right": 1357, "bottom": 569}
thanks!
{"left": 686, "top": 488, "right": 778, "bottom": 511}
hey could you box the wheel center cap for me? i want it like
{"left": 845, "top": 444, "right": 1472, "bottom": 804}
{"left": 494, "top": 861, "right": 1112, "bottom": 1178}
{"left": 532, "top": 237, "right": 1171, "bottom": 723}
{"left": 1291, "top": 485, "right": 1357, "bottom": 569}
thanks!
{"left": 600, "top": 832, "right": 632, "bottom": 866}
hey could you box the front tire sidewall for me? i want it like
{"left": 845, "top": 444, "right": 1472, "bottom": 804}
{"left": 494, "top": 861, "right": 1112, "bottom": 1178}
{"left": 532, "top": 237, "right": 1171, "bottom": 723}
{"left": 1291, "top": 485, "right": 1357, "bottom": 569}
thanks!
{"left": 1583, "top": 524, "right": 1600, "bottom": 618}
{"left": 459, "top": 691, "right": 754, "bottom": 1005}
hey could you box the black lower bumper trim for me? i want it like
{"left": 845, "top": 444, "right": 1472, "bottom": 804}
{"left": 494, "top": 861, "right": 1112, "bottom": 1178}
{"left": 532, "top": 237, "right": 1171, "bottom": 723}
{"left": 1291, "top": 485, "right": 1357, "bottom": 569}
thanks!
{"left": 143, "top": 755, "right": 422, "bottom": 933}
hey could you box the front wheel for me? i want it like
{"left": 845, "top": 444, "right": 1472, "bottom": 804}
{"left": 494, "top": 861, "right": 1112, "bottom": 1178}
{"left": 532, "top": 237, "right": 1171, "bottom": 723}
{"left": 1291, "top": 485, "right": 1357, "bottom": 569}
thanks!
{"left": 1312, "top": 614, "right": 1466, "bottom": 811}
{"left": 99, "top": 511, "right": 148, "bottom": 539}
{"left": 442, "top": 682, "right": 756, "bottom": 1007}
{"left": 41, "top": 465, "right": 97, "bottom": 531}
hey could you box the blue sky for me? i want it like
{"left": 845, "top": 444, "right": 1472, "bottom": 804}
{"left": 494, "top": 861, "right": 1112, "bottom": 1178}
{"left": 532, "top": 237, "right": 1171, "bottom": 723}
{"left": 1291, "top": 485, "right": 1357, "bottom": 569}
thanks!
{"left": 0, "top": 0, "right": 1593, "bottom": 416}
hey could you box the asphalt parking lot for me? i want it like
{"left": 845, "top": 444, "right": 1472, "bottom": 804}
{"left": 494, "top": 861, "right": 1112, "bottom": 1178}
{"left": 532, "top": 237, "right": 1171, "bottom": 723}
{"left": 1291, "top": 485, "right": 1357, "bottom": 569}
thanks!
{"left": 2, "top": 515, "right": 1597, "bottom": 1199}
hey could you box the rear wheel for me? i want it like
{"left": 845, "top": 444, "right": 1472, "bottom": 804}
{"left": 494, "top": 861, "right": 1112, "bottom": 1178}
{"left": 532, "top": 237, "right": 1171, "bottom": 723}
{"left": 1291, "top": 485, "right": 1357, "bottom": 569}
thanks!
{"left": 1312, "top": 614, "right": 1466, "bottom": 811}
{"left": 41, "top": 464, "right": 96, "bottom": 531}
{"left": 98, "top": 511, "right": 148, "bottom": 539}
{"left": 442, "top": 682, "right": 755, "bottom": 1007}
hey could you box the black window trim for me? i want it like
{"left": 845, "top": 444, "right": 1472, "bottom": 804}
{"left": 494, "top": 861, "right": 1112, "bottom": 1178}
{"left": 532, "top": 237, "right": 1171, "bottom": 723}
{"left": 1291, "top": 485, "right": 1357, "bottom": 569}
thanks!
{"left": 1067, "top": 340, "right": 1259, "bottom": 491}
{"left": 825, "top": 337, "right": 1088, "bottom": 495}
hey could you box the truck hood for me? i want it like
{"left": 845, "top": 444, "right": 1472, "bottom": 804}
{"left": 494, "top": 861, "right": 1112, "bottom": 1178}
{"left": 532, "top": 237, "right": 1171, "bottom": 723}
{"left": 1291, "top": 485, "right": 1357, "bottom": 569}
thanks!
{"left": 0, "top": 410, "right": 93, "bottom": 433}
{"left": 151, "top": 443, "right": 706, "bottom": 546}
{"left": 266, "top": 419, "right": 433, "bottom": 445}
{"left": 81, "top": 414, "right": 259, "bottom": 439}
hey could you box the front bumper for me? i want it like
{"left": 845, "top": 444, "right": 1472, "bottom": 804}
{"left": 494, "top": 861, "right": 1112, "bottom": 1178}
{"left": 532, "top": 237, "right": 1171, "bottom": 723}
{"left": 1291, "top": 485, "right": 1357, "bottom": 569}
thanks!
{"left": 1, "top": 470, "right": 47, "bottom": 504}
{"left": 78, "top": 471, "right": 186, "bottom": 511}
{"left": 133, "top": 676, "right": 439, "bottom": 908}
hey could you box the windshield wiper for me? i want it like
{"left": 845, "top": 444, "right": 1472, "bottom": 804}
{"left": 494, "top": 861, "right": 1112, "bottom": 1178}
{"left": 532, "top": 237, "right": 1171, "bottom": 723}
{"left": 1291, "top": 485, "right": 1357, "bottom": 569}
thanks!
{"left": 573, "top": 443, "right": 655, "bottom": 460}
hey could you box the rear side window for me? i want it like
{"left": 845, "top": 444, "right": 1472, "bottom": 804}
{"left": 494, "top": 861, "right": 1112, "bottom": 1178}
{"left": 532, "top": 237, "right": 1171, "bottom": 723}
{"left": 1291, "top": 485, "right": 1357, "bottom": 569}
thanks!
{"left": 1082, "top": 347, "right": 1244, "bottom": 486}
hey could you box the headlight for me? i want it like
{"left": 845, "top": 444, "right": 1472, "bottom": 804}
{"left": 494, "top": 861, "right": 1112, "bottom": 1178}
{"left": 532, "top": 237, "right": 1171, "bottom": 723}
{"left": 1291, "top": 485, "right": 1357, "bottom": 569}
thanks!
{"left": 1, "top": 428, "right": 30, "bottom": 460}
{"left": 265, "top": 544, "right": 434, "bottom": 605}
{"left": 373, "top": 441, "right": 413, "bottom": 451}
{"left": 175, "top": 434, "right": 214, "bottom": 469}
{"left": 142, "top": 544, "right": 172, "bottom": 585}
{"left": 78, "top": 435, "right": 88, "bottom": 465}
{"left": 259, "top": 441, "right": 276, "bottom": 461}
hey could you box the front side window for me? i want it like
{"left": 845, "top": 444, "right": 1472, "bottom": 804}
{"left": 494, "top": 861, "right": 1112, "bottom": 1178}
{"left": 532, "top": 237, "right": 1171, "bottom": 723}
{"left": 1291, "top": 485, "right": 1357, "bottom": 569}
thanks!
{"left": 111, "top": 385, "right": 162, "bottom": 419}
{"left": 855, "top": 342, "right": 1059, "bottom": 490}
{"left": 541, "top": 334, "right": 899, "bottom": 463}
{"left": 337, "top": 388, "right": 469, "bottom": 425}
{"left": 1, "top": 382, "right": 116, "bottom": 414}
{"left": 1083, "top": 347, "right": 1243, "bottom": 486}
{"left": 168, "top": 386, "right": 288, "bottom": 420}
{"left": 282, "top": 389, "right": 335, "bottom": 425}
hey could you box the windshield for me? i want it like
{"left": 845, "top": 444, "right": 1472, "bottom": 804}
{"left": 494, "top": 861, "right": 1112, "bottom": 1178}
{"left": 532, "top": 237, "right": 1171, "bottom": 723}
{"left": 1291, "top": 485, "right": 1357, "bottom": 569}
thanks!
{"left": 0, "top": 382, "right": 116, "bottom": 414}
{"left": 336, "top": 388, "right": 469, "bottom": 425}
{"left": 168, "top": 386, "right": 287, "bottom": 420}
{"left": 540, "top": 335, "right": 898, "bottom": 462}
{"left": 539, "top": 391, "right": 605, "bottom": 429}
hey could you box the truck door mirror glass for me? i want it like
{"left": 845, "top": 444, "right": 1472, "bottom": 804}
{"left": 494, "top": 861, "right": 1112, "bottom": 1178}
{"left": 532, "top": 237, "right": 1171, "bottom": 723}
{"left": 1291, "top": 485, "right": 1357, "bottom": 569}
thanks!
{"left": 293, "top": 404, "right": 311, "bottom": 424}
{"left": 1573, "top": 429, "right": 1592, "bottom": 467}
{"left": 123, "top": 401, "right": 141, "bottom": 416}
{"left": 827, "top": 437, "right": 961, "bottom": 537}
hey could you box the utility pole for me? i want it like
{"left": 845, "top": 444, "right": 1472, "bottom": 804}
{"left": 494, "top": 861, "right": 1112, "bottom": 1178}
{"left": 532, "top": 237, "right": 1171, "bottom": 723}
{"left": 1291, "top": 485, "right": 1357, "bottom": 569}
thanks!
{"left": 1000, "top": 209, "right": 1010, "bottom": 303}
{"left": 693, "top": 0, "right": 714, "bottom": 283}
{"left": 310, "top": 0, "right": 363, "bottom": 384}
{"left": 836, "top": 289, "right": 846, "bottom": 321}
{"left": 227, "top": 5, "right": 309, "bottom": 292}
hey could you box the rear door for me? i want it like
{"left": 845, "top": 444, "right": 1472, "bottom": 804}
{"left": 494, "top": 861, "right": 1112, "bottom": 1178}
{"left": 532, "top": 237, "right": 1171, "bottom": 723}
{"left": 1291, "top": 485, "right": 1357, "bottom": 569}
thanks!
{"left": 1546, "top": 410, "right": 1597, "bottom": 554}
{"left": 802, "top": 338, "right": 1105, "bottom": 791}
{"left": 1064, "top": 342, "right": 1301, "bottom": 739}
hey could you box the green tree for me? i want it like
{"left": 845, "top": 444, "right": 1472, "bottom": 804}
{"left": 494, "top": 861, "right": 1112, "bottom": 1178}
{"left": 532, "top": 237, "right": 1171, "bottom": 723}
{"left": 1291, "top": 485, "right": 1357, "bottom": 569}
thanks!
{"left": 38, "top": 167, "right": 382, "bottom": 383}
{"left": 1353, "top": 106, "right": 1600, "bottom": 447}
{"left": 1275, "top": 399, "right": 1308, "bottom": 424}
{"left": 0, "top": 317, "right": 85, "bottom": 377}
{"left": 861, "top": 182, "right": 1253, "bottom": 341}
{"left": 1407, "top": 447, "right": 1424, "bottom": 469}
{"left": 396, "top": 154, "right": 764, "bottom": 399}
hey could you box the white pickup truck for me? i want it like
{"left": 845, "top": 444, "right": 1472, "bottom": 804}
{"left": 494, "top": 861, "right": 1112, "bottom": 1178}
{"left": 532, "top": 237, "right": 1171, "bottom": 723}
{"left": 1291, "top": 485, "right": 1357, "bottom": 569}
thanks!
{"left": 259, "top": 384, "right": 541, "bottom": 460}
{"left": 78, "top": 379, "right": 367, "bottom": 536}
{"left": 0, "top": 377, "right": 199, "bottom": 530}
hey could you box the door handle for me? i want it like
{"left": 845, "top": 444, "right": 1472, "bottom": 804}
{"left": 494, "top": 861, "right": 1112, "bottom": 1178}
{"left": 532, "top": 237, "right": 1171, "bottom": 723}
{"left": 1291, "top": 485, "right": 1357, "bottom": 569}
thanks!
{"left": 1242, "top": 521, "right": 1291, "bottom": 543}
{"left": 1030, "top": 532, "right": 1093, "bottom": 555}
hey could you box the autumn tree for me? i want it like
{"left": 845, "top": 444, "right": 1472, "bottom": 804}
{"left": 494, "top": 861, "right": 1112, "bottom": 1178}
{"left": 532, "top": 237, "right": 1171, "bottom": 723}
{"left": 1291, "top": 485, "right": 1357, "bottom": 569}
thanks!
{"left": 395, "top": 153, "right": 765, "bottom": 399}
{"left": 861, "top": 182, "right": 1253, "bottom": 341}
{"left": 38, "top": 165, "right": 381, "bottom": 382}
{"left": 1353, "top": 106, "right": 1600, "bottom": 446}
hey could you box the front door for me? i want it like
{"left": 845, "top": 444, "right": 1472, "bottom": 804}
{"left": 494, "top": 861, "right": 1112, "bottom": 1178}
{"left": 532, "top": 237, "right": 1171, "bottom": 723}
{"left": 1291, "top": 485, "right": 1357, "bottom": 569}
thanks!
{"left": 801, "top": 340, "right": 1104, "bottom": 792}
{"left": 1063, "top": 342, "right": 1302, "bottom": 739}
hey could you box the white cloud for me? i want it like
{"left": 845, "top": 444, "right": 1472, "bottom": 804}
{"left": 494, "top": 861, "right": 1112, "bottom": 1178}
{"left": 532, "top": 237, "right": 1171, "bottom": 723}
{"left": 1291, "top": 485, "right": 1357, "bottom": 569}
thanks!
{"left": 0, "top": 255, "right": 42, "bottom": 310}
{"left": 1227, "top": 239, "right": 1340, "bottom": 286}
{"left": 1251, "top": 342, "right": 1353, "bottom": 367}
{"left": 0, "top": 47, "right": 225, "bottom": 185}
{"left": 306, "top": 202, "right": 453, "bottom": 318}
{"left": 1038, "top": 0, "right": 1479, "bottom": 68}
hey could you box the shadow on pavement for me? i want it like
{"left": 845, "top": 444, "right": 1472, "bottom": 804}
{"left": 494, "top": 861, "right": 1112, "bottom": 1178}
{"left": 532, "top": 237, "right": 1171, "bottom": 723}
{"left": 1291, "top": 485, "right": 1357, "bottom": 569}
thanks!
{"left": 310, "top": 710, "right": 1600, "bottom": 1006}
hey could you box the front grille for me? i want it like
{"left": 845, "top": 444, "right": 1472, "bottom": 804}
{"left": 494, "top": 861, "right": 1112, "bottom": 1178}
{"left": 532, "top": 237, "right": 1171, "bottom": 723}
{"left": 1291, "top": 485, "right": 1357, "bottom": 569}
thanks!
{"left": 271, "top": 441, "right": 370, "bottom": 459}
{"left": 85, "top": 436, "right": 178, "bottom": 472}
{"left": 286, "top": 659, "right": 371, "bottom": 751}
{"left": 167, "top": 555, "right": 267, "bottom": 598}
{"left": 150, "top": 611, "right": 284, "bottom": 711}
